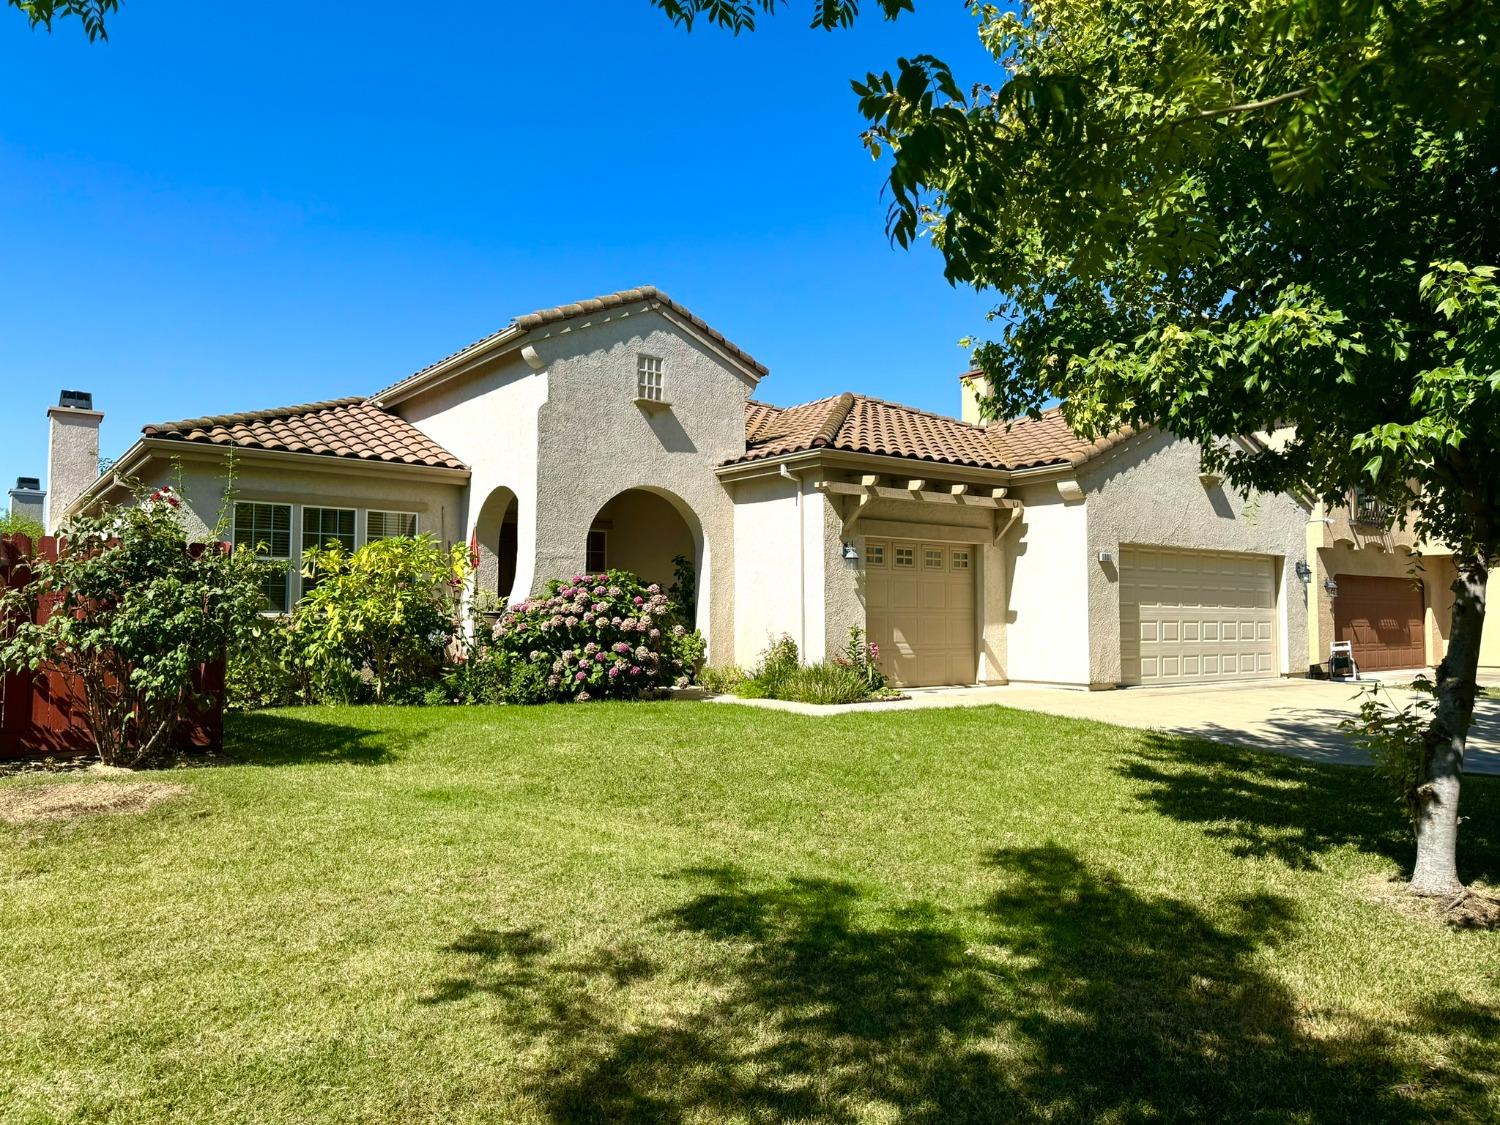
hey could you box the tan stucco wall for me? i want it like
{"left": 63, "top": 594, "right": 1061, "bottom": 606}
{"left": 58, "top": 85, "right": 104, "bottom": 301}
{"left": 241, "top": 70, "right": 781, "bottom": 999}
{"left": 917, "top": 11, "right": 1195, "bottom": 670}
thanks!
{"left": 526, "top": 308, "right": 751, "bottom": 664}
{"left": 104, "top": 450, "right": 466, "bottom": 608}
{"left": 399, "top": 304, "right": 757, "bottom": 664}
{"left": 1077, "top": 432, "right": 1312, "bottom": 686}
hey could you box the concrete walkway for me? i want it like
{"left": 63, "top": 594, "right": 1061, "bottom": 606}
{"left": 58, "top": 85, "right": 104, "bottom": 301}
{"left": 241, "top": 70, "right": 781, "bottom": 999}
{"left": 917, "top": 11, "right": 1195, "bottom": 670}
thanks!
{"left": 710, "top": 676, "right": 1500, "bottom": 776}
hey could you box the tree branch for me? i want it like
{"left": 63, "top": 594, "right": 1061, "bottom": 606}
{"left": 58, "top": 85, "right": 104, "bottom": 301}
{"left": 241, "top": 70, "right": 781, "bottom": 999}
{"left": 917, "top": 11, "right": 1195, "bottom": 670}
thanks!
{"left": 1192, "top": 86, "right": 1316, "bottom": 121}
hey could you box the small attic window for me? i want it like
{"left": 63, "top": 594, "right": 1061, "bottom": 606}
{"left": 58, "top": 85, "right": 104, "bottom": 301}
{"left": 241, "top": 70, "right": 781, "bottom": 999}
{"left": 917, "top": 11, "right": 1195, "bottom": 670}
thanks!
{"left": 636, "top": 354, "right": 666, "bottom": 406}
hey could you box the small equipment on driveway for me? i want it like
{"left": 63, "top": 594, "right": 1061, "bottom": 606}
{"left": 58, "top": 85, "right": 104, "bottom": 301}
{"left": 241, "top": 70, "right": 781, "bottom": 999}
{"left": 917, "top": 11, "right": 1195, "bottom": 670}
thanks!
{"left": 1329, "top": 640, "right": 1360, "bottom": 681}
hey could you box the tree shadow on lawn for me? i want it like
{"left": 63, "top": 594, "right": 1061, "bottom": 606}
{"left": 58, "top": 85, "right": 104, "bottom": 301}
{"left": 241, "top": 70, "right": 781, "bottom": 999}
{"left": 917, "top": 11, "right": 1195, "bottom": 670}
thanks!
{"left": 221, "top": 712, "right": 405, "bottom": 767}
{"left": 422, "top": 849, "right": 1491, "bottom": 1122}
{"left": 1122, "top": 730, "right": 1500, "bottom": 882}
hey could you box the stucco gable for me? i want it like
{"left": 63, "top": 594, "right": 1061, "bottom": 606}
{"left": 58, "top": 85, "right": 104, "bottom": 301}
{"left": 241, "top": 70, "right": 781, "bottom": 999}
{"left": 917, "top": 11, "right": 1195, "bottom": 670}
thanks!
{"left": 371, "top": 286, "right": 768, "bottom": 408}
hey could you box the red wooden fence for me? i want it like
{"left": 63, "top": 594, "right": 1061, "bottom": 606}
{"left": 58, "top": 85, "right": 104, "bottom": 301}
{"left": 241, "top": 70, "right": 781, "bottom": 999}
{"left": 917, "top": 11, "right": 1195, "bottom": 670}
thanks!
{"left": 0, "top": 535, "right": 225, "bottom": 761}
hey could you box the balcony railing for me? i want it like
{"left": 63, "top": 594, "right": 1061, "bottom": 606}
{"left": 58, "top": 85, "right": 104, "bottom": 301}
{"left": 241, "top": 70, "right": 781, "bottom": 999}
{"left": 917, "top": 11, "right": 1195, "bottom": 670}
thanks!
{"left": 1352, "top": 491, "right": 1387, "bottom": 526}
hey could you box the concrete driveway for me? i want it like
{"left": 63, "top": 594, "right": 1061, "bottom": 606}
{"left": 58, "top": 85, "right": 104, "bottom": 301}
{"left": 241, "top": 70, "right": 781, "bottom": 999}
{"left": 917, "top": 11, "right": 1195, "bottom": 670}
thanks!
{"left": 714, "top": 676, "right": 1500, "bottom": 776}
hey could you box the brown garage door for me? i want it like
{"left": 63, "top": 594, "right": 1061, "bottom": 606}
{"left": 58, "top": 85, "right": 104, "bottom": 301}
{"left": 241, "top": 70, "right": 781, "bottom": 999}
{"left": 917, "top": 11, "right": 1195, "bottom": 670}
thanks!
{"left": 1334, "top": 574, "right": 1425, "bottom": 671}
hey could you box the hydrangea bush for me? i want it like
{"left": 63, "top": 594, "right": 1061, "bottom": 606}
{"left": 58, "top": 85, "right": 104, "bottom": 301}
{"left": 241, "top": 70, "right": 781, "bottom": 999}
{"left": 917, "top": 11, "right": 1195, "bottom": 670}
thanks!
{"left": 490, "top": 570, "right": 695, "bottom": 702}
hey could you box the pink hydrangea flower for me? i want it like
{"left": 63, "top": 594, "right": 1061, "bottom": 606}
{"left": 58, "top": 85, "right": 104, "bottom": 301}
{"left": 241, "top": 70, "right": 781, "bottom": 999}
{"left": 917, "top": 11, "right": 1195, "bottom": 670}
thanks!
{"left": 629, "top": 665, "right": 641, "bottom": 676}
{"left": 575, "top": 671, "right": 586, "bottom": 682}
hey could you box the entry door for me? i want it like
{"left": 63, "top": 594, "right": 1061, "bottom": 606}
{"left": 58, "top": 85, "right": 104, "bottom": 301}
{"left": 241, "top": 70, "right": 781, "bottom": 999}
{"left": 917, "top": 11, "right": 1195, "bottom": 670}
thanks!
{"left": 1334, "top": 574, "right": 1425, "bottom": 671}
{"left": 864, "top": 538, "right": 978, "bottom": 687}
{"left": 1119, "top": 546, "right": 1278, "bottom": 685}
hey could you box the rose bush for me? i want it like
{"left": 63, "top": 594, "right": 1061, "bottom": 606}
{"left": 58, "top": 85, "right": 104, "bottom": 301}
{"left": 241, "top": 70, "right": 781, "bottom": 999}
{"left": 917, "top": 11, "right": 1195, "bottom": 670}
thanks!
{"left": 489, "top": 570, "right": 697, "bottom": 702}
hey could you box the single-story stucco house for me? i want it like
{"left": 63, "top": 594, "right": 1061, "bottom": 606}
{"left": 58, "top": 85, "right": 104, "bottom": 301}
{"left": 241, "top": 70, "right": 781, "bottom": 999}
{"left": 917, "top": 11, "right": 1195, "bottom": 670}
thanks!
{"left": 19, "top": 286, "right": 1498, "bottom": 687}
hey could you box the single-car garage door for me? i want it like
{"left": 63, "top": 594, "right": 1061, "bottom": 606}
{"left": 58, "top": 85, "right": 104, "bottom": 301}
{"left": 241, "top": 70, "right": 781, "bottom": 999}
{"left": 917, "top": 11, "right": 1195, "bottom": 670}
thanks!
{"left": 1119, "top": 547, "right": 1278, "bottom": 685}
{"left": 1333, "top": 574, "right": 1425, "bottom": 671}
{"left": 864, "top": 537, "right": 977, "bottom": 687}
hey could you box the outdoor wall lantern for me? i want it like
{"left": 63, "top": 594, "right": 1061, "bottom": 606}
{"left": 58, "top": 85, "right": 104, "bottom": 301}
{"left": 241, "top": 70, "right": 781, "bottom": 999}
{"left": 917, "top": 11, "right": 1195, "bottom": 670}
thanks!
{"left": 841, "top": 542, "right": 860, "bottom": 563}
{"left": 1323, "top": 576, "right": 1339, "bottom": 598}
{"left": 1295, "top": 560, "right": 1312, "bottom": 583}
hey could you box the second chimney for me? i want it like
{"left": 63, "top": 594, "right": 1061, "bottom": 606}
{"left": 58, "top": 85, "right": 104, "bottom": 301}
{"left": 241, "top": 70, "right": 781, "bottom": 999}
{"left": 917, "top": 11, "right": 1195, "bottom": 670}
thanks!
{"left": 46, "top": 391, "right": 103, "bottom": 533}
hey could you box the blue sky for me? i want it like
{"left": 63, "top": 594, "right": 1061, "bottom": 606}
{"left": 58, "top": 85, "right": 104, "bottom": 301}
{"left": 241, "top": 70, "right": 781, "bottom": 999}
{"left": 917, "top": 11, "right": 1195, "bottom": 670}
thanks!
{"left": 1, "top": 3, "right": 1000, "bottom": 490}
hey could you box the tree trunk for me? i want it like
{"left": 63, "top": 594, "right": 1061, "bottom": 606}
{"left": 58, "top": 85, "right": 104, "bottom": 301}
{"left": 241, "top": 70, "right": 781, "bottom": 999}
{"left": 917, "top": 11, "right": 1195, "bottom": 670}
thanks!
{"left": 1410, "top": 558, "right": 1488, "bottom": 896}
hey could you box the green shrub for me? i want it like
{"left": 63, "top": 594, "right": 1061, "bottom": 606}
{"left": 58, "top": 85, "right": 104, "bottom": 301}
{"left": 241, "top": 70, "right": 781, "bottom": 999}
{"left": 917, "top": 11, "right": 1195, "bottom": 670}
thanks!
{"left": 489, "top": 570, "right": 701, "bottom": 702}
{"left": 779, "top": 661, "right": 872, "bottom": 705}
{"left": 296, "top": 535, "right": 470, "bottom": 702}
{"left": 734, "top": 632, "right": 892, "bottom": 705}
{"left": 0, "top": 511, "right": 45, "bottom": 541}
{"left": 0, "top": 486, "right": 270, "bottom": 764}
{"left": 699, "top": 665, "right": 747, "bottom": 694}
{"left": 226, "top": 617, "right": 305, "bottom": 710}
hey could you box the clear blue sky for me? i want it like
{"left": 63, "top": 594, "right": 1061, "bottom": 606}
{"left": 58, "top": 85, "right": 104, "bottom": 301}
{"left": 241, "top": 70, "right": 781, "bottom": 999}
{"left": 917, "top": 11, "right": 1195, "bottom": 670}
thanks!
{"left": 1, "top": 3, "right": 1000, "bottom": 490}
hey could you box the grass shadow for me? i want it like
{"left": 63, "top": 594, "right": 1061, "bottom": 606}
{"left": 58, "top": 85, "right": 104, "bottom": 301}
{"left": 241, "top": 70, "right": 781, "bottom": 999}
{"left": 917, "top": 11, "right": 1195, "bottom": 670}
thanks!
{"left": 221, "top": 711, "right": 404, "bottom": 766}
{"left": 422, "top": 850, "right": 1494, "bottom": 1122}
{"left": 1121, "top": 730, "right": 1500, "bottom": 882}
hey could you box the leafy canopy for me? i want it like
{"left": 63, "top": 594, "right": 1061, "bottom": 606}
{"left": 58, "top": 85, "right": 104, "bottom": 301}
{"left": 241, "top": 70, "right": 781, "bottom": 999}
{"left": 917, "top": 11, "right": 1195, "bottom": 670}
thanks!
{"left": 844, "top": 0, "right": 1500, "bottom": 559}
{"left": 8, "top": 0, "right": 116, "bottom": 39}
{"left": 648, "top": 0, "right": 911, "bottom": 33}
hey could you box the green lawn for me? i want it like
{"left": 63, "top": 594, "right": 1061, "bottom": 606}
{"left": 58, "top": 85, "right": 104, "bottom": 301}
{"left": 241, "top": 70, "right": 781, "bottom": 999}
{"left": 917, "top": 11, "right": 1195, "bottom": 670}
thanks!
{"left": 2, "top": 703, "right": 1497, "bottom": 1124}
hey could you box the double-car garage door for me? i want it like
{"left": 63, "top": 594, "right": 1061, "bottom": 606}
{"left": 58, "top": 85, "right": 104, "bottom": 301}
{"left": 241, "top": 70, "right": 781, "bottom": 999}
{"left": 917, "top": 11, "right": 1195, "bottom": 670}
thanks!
{"left": 1119, "top": 546, "right": 1279, "bottom": 685}
{"left": 864, "top": 537, "right": 978, "bottom": 687}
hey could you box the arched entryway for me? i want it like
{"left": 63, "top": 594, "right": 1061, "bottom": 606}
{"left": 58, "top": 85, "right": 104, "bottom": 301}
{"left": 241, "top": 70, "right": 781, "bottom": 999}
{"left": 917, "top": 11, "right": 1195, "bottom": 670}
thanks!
{"left": 585, "top": 487, "right": 707, "bottom": 632}
{"left": 473, "top": 486, "right": 520, "bottom": 607}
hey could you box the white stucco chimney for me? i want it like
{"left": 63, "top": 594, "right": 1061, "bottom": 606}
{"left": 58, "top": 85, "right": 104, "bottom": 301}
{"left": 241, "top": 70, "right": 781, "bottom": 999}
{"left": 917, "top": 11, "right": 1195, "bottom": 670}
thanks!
{"left": 8, "top": 476, "right": 46, "bottom": 527}
{"left": 46, "top": 390, "right": 103, "bottom": 533}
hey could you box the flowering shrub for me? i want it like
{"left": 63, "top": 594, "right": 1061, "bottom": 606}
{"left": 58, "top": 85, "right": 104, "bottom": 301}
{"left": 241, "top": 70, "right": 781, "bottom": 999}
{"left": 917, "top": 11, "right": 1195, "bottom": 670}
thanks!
{"left": 490, "top": 570, "right": 697, "bottom": 702}
{"left": 834, "top": 626, "right": 886, "bottom": 693}
{"left": 0, "top": 488, "right": 271, "bottom": 764}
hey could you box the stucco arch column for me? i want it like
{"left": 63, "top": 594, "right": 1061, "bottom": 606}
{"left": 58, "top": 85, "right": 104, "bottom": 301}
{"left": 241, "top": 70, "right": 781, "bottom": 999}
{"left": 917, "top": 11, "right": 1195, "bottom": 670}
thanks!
{"left": 532, "top": 482, "right": 732, "bottom": 663}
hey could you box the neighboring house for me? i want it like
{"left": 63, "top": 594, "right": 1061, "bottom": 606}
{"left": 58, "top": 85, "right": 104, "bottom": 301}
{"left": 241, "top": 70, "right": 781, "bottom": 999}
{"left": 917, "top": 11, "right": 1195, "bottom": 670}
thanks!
{"left": 42, "top": 286, "right": 1496, "bottom": 688}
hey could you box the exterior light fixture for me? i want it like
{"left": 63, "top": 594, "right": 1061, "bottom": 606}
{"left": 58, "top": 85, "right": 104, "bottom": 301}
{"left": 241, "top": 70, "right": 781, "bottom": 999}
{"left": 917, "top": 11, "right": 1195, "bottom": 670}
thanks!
{"left": 841, "top": 542, "right": 859, "bottom": 563}
{"left": 1097, "top": 550, "right": 1114, "bottom": 566}
{"left": 1295, "top": 560, "right": 1312, "bottom": 582}
{"left": 1323, "top": 576, "right": 1339, "bottom": 598}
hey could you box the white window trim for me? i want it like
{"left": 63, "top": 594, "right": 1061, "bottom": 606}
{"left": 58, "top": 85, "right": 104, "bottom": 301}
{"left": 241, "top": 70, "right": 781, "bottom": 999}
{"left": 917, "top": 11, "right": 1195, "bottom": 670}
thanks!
{"left": 635, "top": 353, "right": 670, "bottom": 410}
{"left": 232, "top": 500, "right": 296, "bottom": 614}
{"left": 300, "top": 505, "right": 358, "bottom": 553}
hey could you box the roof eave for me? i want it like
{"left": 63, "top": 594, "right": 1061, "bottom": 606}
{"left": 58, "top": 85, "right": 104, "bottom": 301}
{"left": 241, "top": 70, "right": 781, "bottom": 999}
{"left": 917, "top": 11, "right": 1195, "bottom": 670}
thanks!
{"left": 369, "top": 325, "right": 526, "bottom": 409}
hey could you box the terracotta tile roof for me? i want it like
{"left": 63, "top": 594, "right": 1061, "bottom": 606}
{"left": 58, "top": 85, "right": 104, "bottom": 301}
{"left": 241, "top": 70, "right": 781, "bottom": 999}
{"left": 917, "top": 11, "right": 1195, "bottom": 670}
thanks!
{"left": 373, "top": 285, "right": 768, "bottom": 403}
{"left": 736, "top": 396, "right": 1134, "bottom": 472}
{"left": 141, "top": 398, "right": 467, "bottom": 470}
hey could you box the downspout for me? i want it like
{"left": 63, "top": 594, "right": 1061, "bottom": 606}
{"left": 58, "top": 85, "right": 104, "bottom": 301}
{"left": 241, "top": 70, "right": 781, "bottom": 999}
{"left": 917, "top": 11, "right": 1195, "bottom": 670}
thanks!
{"left": 780, "top": 463, "right": 806, "bottom": 655}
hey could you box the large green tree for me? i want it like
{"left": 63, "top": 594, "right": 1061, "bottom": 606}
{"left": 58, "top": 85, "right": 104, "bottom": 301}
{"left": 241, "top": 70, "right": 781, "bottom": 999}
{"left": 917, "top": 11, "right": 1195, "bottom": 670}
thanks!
{"left": 656, "top": 0, "right": 1499, "bottom": 896}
